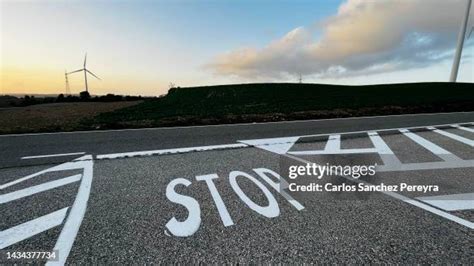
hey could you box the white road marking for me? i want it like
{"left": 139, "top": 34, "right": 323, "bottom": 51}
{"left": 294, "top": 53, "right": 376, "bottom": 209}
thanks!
{"left": 229, "top": 171, "right": 280, "bottom": 218}
{"left": 0, "top": 174, "right": 82, "bottom": 204}
{"left": 452, "top": 124, "right": 474, "bottom": 133}
{"left": 287, "top": 132, "right": 396, "bottom": 156}
{"left": 196, "top": 174, "right": 234, "bottom": 227}
{"left": 367, "top": 132, "right": 394, "bottom": 155}
{"left": 377, "top": 160, "right": 474, "bottom": 172}
{"left": 48, "top": 156, "right": 94, "bottom": 266}
{"left": 0, "top": 207, "right": 69, "bottom": 249}
{"left": 253, "top": 168, "right": 305, "bottom": 211}
{"left": 417, "top": 193, "right": 474, "bottom": 211}
{"left": 399, "top": 129, "right": 459, "bottom": 162}
{"left": 401, "top": 199, "right": 473, "bottom": 229}
{"left": 97, "top": 143, "right": 248, "bottom": 160}
{"left": 283, "top": 153, "right": 474, "bottom": 229}
{"left": 165, "top": 178, "right": 201, "bottom": 237}
{"left": 324, "top": 134, "right": 341, "bottom": 152}
{"left": 368, "top": 131, "right": 402, "bottom": 166}
{"left": 239, "top": 121, "right": 474, "bottom": 146}
{"left": 289, "top": 148, "right": 376, "bottom": 155}
{"left": 21, "top": 152, "right": 86, "bottom": 160}
{"left": 0, "top": 157, "right": 90, "bottom": 190}
{"left": 427, "top": 127, "right": 474, "bottom": 147}
{"left": 239, "top": 137, "right": 299, "bottom": 154}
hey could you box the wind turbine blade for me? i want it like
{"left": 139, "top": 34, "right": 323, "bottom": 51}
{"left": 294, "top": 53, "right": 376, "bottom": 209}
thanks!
{"left": 67, "top": 69, "right": 84, "bottom": 75}
{"left": 84, "top": 53, "right": 87, "bottom": 68}
{"left": 86, "top": 69, "right": 101, "bottom": 80}
{"left": 469, "top": 26, "right": 474, "bottom": 39}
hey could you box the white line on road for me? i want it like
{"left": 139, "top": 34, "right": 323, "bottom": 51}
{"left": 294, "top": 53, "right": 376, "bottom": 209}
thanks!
{"left": 417, "top": 193, "right": 474, "bottom": 211}
{"left": 368, "top": 131, "right": 402, "bottom": 166}
{"left": 288, "top": 148, "right": 376, "bottom": 155}
{"left": 21, "top": 152, "right": 86, "bottom": 160}
{"left": 48, "top": 156, "right": 94, "bottom": 266}
{"left": 427, "top": 127, "right": 473, "bottom": 147}
{"left": 283, "top": 153, "right": 474, "bottom": 229}
{"left": 399, "top": 129, "right": 455, "bottom": 156}
{"left": 0, "top": 174, "right": 82, "bottom": 204}
{"left": 0, "top": 207, "right": 69, "bottom": 249}
{"left": 239, "top": 137, "right": 299, "bottom": 154}
{"left": 0, "top": 158, "right": 91, "bottom": 190}
{"left": 97, "top": 143, "right": 248, "bottom": 160}
{"left": 452, "top": 124, "right": 474, "bottom": 133}
{"left": 324, "top": 134, "right": 341, "bottom": 152}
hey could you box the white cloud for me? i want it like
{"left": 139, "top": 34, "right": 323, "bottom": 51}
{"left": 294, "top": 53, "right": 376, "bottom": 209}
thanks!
{"left": 207, "top": 0, "right": 473, "bottom": 80}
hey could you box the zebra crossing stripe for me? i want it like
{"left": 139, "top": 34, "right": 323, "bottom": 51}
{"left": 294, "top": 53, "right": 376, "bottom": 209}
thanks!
{"left": 428, "top": 127, "right": 473, "bottom": 147}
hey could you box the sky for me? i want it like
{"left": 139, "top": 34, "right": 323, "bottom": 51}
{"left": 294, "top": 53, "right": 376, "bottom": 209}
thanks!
{"left": 1, "top": 0, "right": 473, "bottom": 96}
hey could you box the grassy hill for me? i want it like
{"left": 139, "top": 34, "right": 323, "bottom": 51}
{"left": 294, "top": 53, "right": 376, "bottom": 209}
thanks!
{"left": 84, "top": 82, "right": 474, "bottom": 129}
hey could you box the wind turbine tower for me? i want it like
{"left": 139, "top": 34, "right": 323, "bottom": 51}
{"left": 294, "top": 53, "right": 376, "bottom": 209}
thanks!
{"left": 450, "top": 0, "right": 472, "bottom": 82}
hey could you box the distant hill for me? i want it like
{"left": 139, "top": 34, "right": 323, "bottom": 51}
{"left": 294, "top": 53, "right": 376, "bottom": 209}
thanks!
{"left": 87, "top": 82, "right": 474, "bottom": 129}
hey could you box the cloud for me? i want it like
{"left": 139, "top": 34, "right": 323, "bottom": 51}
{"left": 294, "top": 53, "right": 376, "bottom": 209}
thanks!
{"left": 207, "top": 0, "right": 473, "bottom": 79}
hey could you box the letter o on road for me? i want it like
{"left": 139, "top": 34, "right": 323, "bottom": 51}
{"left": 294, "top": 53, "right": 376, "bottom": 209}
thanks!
{"left": 229, "top": 171, "right": 280, "bottom": 218}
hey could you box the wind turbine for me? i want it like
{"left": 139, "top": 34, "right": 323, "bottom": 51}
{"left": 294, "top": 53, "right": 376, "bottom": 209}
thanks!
{"left": 67, "top": 53, "right": 101, "bottom": 93}
{"left": 450, "top": 0, "right": 472, "bottom": 82}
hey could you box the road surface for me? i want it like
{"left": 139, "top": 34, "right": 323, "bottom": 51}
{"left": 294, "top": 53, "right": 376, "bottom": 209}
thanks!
{"left": 1, "top": 112, "right": 473, "bottom": 264}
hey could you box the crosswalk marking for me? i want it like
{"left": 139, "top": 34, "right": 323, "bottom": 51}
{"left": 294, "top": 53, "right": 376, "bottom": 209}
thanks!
{"left": 399, "top": 128, "right": 462, "bottom": 163}
{"left": 417, "top": 193, "right": 474, "bottom": 211}
{"left": 452, "top": 124, "right": 474, "bottom": 133}
{"left": 368, "top": 131, "right": 402, "bottom": 166}
{"left": 324, "top": 135, "right": 341, "bottom": 152}
{"left": 288, "top": 133, "right": 379, "bottom": 155}
{"left": 400, "top": 129, "right": 452, "bottom": 155}
{"left": 285, "top": 153, "right": 474, "bottom": 229}
{"left": 428, "top": 127, "right": 474, "bottom": 147}
{"left": 0, "top": 207, "right": 69, "bottom": 249}
{"left": 0, "top": 174, "right": 82, "bottom": 204}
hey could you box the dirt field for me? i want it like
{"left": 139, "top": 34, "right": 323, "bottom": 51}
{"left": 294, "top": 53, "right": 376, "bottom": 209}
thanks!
{"left": 0, "top": 101, "right": 141, "bottom": 134}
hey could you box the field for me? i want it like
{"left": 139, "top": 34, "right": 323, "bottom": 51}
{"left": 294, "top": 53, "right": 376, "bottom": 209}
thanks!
{"left": 1, "top": 82, "right": 473, "bottom": 134}
{"left": 0, "top": 101, "right": 141, "bottom": 134}
{"left": 85, "top": 82, "right": 474, "bottom": 129}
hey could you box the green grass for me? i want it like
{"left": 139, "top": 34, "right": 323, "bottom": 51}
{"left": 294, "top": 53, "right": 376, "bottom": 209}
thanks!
{"left": 85, "top": 82, "right": 474, "bottom": 128}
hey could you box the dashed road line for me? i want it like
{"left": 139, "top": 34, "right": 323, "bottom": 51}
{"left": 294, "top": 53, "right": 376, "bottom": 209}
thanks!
{"left": 96, "top": 143, "right": 248, "bottom": 160}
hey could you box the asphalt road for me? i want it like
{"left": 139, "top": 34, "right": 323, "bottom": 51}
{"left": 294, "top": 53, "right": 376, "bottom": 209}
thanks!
{"left": 0, "top": 112, "right": 473, "bottom": 264}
